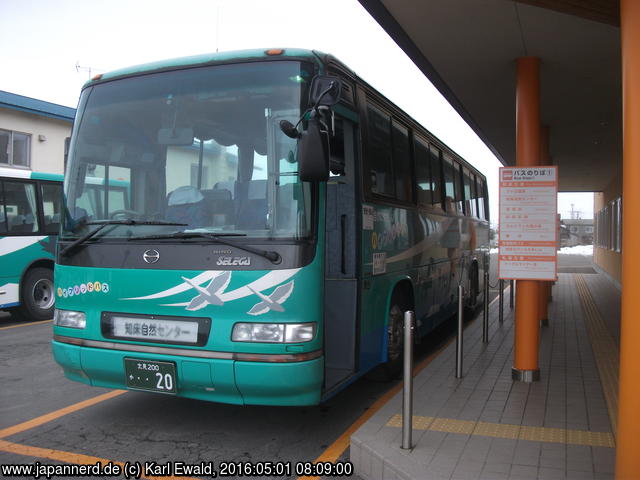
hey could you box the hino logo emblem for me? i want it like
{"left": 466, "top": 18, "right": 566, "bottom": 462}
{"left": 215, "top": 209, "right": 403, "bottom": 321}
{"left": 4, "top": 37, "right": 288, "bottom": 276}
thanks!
{"left": 143, "top": 249, "right": 160, "bottom": 264}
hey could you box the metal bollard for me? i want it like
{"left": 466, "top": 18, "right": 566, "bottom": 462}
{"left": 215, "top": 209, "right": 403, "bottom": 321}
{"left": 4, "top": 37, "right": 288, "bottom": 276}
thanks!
{"left": 510, "top": 279, "right": 514, "bottom": 309}
{"left": 402, "top": 310, "right": 414, "bottom": 450}
{"left": 499, "top": 279, "right": 504, "bottom": 324}
{"left": 483, "top": 270, "right": 489, "bottom": 343}
{"left": 456, "top": 285, "right": 464, "bottom": 379}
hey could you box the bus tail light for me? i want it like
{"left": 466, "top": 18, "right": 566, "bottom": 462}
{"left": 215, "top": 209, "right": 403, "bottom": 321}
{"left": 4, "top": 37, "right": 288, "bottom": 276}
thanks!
{"left": 232, "top": 323, "right": 315, "bottom": 343}
{"left": 53, "top": 309, "right": 86, "bottom": 329}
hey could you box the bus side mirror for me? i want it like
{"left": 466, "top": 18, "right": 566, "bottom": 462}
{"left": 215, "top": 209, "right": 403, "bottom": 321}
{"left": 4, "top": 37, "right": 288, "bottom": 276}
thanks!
{"left": 298, "top": 115, "right": 329, "bottom": 182}
{"left": 309, "top": 75, "right": 342, "bottom": 106}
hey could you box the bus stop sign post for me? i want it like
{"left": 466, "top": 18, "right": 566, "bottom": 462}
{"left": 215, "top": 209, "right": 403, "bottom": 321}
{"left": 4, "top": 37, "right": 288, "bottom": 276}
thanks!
{"left": 499, "top": 279, "right": 504, "bottom": 324}
{"left": 402, "top": 310, "right": 414, "bottom": 450}
{"left": 483, "top": 270, "right": 490, "bottom": 343}
{"left": 456, "top": 285, "right": 464, "bottom": 379}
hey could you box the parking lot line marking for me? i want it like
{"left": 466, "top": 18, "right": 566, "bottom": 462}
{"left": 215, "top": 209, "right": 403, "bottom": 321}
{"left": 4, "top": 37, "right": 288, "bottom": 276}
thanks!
{"left": 0, "top": 390, "right": 127, "bottom": 439}
{"left": 0, "top": 439, "right": 201, "bottom": 480}
{"left": 297, "top": 293, "right": 503, "bottom": 480}
{"left": 0, "top": 319, "right": 52, "bottom": 330}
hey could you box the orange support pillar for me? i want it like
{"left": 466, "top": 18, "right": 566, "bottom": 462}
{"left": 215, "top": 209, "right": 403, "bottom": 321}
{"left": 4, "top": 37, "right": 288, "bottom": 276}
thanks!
{"left": 512, "top": 57, "right": 540, "bottom": 382}
{"left": 616, "top": 0, "right": 640, "bottom": 477}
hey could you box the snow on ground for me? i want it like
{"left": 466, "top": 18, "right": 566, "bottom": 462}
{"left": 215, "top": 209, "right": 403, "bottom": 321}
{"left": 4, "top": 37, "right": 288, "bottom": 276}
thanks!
{"left": 490, "top": 245, "right": 594, "bottom": 255}
{"left": 559, "top": 244, "right": 593, "bottom": 255}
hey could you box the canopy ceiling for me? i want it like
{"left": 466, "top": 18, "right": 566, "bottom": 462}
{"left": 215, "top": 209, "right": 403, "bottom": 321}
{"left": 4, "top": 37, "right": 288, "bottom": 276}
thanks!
{"left": 358, "top": 0, "right": 621, "bottom": 191}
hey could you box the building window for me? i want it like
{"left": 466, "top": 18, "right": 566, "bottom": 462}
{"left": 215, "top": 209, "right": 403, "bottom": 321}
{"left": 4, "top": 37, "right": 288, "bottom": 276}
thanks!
{"left": 594, "top": 198, "right": 622, "bottom": 252}
{"left": 615, "top": 197, "right": 622, "bottom": 252}
{"left": 0, "top": 129, "right": 31, "bottom": 168}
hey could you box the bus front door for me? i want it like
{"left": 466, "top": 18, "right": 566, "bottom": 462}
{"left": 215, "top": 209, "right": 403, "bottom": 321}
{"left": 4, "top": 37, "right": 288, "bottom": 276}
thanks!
{"left": 323, "top": 116, "right": 359, "bottom": 394}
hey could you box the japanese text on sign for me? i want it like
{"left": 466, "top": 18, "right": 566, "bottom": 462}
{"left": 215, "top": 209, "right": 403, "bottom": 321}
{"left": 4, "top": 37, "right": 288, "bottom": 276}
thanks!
{"left": 499, "top": 166, "right": 558, "bottom": 280}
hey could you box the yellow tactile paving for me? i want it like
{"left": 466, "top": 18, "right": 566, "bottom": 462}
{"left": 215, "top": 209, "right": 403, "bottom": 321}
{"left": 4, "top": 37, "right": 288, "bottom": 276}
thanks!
{"left": 565, "top": 429, "right": 615, "bottom": 448}
{"left": 575, "top": 275, "right": 619, "bottom": 434}
{"left": 412, "top": 415, "right": 435, "bottom": 430}
{"left": 385, "top": 414, "right": 615, "bottom": 448}
{"left": 519, "top": 425, "right": 566, "bottom": 443}
{"left": 473, "top": 421, "right": 520, "bottom": 439}
{"left": 429, "top": 417, "right": 476, "bottom": 435}
{"left": 386, "top": 415, "right": 434, "bottom": 429}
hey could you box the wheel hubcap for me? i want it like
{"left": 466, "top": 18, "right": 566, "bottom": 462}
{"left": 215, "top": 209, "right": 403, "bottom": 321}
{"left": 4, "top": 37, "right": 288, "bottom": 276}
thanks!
{"left": 32, "top": 278, "right": 54, "bottom": 310}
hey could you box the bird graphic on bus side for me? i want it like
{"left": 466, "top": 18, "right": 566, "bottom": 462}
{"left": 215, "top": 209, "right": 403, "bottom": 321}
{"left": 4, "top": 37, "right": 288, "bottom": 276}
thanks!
{"left": 247, "top": 281, "right": 295, "bottom": 315}
{"left": 181, "top": 271, "right": 231, "bottom": 311}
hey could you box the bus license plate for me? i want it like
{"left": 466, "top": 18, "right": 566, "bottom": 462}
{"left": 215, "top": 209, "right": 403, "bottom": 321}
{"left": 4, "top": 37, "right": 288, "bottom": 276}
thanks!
{"left": 124, "top": 359, "right": 177, "bottom": 394}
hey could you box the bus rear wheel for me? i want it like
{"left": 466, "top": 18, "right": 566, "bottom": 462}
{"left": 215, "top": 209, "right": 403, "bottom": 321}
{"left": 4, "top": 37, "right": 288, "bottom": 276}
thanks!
{"left": 20, "top": 267, "right": 55, "bottom": 321}
{"left": 466, "top": 263, "right": 479, "bottom": 315}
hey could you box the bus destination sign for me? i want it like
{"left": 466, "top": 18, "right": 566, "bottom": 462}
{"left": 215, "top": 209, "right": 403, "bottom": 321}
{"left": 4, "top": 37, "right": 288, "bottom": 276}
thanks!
{"left": 498, "top": 166, "right": 558, "bottom": 280}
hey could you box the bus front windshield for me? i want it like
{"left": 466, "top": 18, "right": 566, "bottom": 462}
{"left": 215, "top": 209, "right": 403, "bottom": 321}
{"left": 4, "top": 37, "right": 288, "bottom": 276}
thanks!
{"left": 63, "top": 60, "right": 315, "bottom": 241}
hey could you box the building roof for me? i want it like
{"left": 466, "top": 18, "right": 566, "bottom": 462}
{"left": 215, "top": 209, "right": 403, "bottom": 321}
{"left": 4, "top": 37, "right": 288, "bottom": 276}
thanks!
{"left": 0, "top": 90, "right": 75, "bottom": 122}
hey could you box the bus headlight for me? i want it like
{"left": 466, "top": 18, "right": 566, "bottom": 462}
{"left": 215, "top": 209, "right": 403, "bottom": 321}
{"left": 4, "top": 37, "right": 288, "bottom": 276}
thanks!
{"left": 53, "top": 309, "right": 86, "bottom": 329}
{"left": 232, "top": 323, "right": 315, "bottom": 343}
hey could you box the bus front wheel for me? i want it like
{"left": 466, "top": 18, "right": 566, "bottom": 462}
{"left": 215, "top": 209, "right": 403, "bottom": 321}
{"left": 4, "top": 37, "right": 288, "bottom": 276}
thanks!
{"left": 383, "top": 292, "right": 411, "bottom": 379}
{"left": 20, "top": 267, "right": 55, "bottom": 321}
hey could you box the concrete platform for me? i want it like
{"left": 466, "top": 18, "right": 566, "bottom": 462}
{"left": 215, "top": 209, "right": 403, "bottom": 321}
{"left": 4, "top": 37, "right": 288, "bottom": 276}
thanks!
{"left": 350, "top": 272, "right": 619, "bottom": 480}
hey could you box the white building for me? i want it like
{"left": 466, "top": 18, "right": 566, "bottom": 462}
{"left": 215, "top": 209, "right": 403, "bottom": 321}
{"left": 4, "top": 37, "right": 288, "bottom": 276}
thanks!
{"left": 0, "top": 91, "right": 75, "bottom": 174}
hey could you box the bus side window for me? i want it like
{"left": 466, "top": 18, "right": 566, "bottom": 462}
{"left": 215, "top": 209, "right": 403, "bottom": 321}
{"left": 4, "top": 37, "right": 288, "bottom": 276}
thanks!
{"left": 462, "top": 167, "right": 475, "bottom": 217}
{"left": 329, "top": 118, "right": 345, "bottom": 176}
{"left": 414, "top": 136, "right": 432, "bottom": 206}
{"left": 453, "top": 161, "right": 464, "bottom": 214}
{"left": 41, "top": 182, "right": 63, "bottom": 234}
{"left": 429, "top": 145, "right": 443, "bottom": 209}
{"left": 443, "top": 155, "right": 458, "bottom": 215}
{"left": 470, "top": 173, "right": 479, "bottom": 218}
{"left": 476, "top": 177, "right": 486, "bottom": 220}
{"left": 391, "top": 120, "right": 412, "bottom": 202}
{"left": 365, "top": 104, "right": 393, "bottom": 197}
{"left": 3, "top": 181, "right": 39, "bottom": 233}
{"left": 0, "top": 182, "right": 6, "bottom": 233}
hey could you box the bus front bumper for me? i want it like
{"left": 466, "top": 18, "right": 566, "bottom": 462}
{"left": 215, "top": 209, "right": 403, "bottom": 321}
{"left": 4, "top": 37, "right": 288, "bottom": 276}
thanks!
{"left": 52, "top": 338, "right": 323, "bottom": 406}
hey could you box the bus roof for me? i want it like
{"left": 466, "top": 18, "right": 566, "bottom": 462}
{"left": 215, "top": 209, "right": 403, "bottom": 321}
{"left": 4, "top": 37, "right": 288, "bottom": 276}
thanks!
{"left": 0, "top": 167, "right": 63, "bottom": 182}
{"left": 86, "top": 48, "right": 327, "bottom": 87}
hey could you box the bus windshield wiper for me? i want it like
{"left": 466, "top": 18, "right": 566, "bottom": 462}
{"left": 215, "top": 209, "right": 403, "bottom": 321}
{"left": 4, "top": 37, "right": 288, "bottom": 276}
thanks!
{"left": 128, "top": 231, "right": 281, "bottom": 264}
{"left": 59, "top": 220, "right": 187, "bottom": 257}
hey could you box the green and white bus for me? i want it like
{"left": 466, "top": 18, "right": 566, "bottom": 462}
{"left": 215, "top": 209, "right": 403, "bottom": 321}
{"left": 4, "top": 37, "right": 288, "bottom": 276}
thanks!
{"left": 52, "top": 49, "right": 489, "bottom": 406}
{"left": 0, "top": 167, "right": 63, "bottom": 320}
